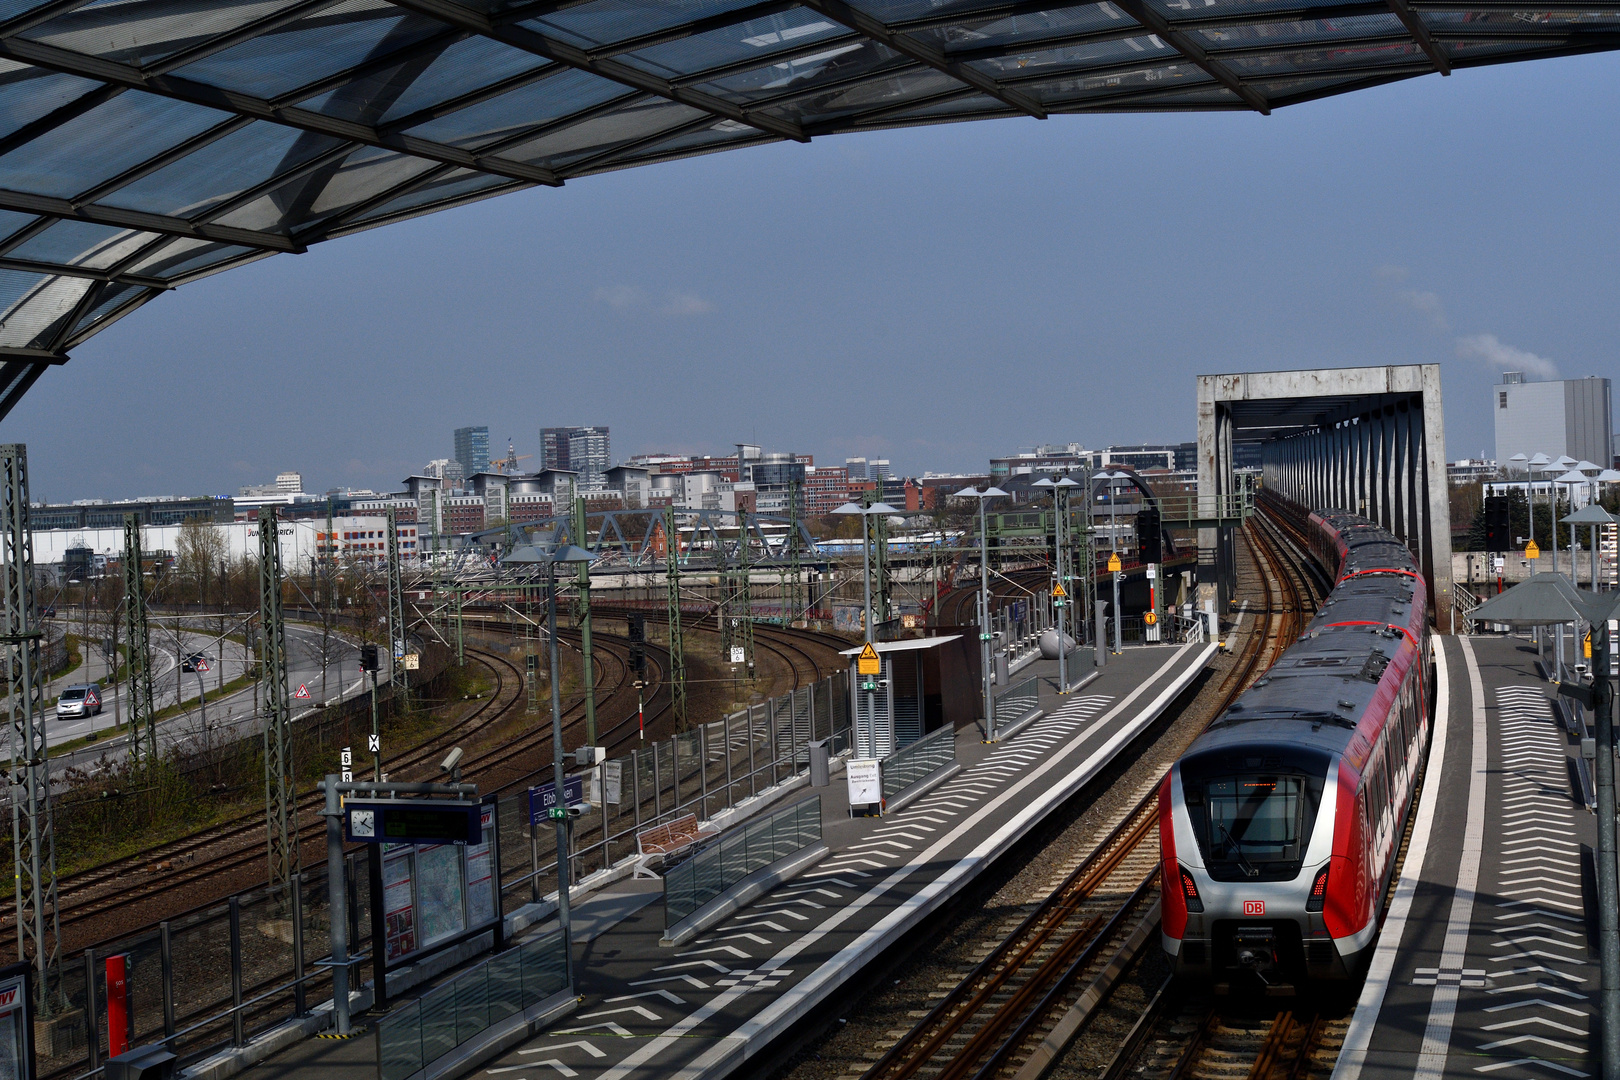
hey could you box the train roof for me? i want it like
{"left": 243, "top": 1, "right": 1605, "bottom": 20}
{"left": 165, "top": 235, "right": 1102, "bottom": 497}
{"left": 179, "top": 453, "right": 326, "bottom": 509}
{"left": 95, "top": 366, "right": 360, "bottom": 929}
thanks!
{"left": 1185, "top": 509, "right": 1423, "bottom": 769}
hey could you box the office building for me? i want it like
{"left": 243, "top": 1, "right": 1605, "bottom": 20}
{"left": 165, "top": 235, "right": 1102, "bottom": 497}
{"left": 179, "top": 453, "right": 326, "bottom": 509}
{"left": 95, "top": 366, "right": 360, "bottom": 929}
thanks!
{"left": 845, "top": 457, "right": 867, "bottom": 480}
{"left": 540, "top": 426, "right": 610, "bottom": 489}
{"left": 1494, "top": 372, "right": 1613, "bottom": 468}
{"left": 870, "top": 459, "right": 891, "bottom": 481}
{"left": 453, "top": 426, "right": 490, "bottom": 476}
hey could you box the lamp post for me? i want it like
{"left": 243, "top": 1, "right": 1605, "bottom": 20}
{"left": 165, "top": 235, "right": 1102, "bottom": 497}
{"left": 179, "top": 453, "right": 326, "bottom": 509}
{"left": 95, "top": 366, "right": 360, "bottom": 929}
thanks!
{"left": 833, "top": 501, "right": 898, "bottom": 756}
{"left": 504, "top": 540, "right": 594, "bottom": 988}
{"left": 954, "top": 486, "right": 1009, "bottom": 739}
{"left": 1034, "top": 476, "right": 1080, "bottom": 692}
{"left": 1100, "top": 472, "right": 1129, "bottom": 653}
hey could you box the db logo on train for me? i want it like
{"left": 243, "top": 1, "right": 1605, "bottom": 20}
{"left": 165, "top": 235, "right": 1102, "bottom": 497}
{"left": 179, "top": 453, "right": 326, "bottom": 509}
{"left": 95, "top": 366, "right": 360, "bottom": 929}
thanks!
{"left": 1243, "top": 900, "right": 1266, "bottom": 916}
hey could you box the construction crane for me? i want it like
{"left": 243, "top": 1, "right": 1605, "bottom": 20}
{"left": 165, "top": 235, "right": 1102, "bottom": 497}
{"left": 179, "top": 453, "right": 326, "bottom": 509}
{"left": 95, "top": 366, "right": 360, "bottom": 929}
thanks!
{"left": 491, "top": 439, "right": 533, "bottom": 474}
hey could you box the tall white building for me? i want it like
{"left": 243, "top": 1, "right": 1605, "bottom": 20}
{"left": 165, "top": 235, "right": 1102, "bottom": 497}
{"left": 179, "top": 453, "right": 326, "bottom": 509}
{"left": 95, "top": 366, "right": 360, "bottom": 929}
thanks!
{"left": 1494, "top": 372, "right": 1613, "bottom": 469}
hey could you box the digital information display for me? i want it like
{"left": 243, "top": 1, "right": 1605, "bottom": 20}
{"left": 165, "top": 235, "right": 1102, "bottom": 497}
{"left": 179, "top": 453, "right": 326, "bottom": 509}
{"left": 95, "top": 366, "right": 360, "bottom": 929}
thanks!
{"left": 345, "top": 800, "right": 482, "bottom": 845}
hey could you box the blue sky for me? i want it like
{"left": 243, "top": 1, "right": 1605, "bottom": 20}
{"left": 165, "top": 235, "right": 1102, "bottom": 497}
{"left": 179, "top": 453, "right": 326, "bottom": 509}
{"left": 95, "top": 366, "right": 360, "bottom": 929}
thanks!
{"left": 8, "top": 51, "right": 1619, "bottom": 502}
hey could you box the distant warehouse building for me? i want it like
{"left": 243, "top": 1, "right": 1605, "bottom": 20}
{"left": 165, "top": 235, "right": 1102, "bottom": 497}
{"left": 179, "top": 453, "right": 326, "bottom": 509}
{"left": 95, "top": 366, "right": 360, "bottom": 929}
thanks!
{"left": 1495, "top": 372, "right": 1612, "bottom": 468}
{"left": 31, "top": 495, "right": 232, "bottom": 530}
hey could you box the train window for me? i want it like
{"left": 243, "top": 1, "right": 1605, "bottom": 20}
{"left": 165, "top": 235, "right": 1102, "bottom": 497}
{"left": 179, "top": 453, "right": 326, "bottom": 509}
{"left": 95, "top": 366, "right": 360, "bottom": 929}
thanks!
{"left": 1199, "top": 775, "right": 1313, "bottom": 881}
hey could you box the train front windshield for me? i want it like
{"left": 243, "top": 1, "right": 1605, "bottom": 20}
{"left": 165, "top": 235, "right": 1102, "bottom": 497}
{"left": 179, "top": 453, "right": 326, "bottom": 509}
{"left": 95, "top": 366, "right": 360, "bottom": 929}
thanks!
{"left": 1206, "top": 776, "right": 1304, "bottom": 868}
{"left": 1181, "top": 749, "right": 1328, "bottom": 882}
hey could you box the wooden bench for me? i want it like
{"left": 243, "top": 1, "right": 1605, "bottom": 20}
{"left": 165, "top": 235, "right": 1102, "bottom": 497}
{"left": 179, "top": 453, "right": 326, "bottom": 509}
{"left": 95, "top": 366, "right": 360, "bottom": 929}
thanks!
{"left": 634, "top": 814, "right": 718, "bottom": 878}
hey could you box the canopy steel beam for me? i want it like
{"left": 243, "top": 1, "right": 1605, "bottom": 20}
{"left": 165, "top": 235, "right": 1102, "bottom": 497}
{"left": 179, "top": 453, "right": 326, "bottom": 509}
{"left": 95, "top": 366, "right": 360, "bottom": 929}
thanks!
{"left": 384, "top": 0, "right": 811, "bottom": 142}
{"left": 1385, "top": 0, "right": 1452, "bottom": 71}
{"left": 1093, "top": 0, "right": 1272, "bottom": 112}
{"left": 794, "top": 0, "right": 1048, "bottom": 118}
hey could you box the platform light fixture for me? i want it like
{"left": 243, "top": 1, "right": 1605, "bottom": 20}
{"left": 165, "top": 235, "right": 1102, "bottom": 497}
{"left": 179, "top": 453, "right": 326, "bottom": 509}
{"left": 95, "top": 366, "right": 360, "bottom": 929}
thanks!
{"left": 503, "top": 539, "right": 594, "bottom": 985}
{"left": 953, "top": 486, "right": 1008, "bottom": 739}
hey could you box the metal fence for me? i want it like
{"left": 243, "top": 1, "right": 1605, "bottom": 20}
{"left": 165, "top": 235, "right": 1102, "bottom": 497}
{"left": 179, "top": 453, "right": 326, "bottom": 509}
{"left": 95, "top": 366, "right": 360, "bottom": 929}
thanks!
{"left": 37, "top": 663, "right": 847, "bottom": 1080}
{"left": 664, "top": 796, "right": 821, "bottom": 927}
{"left": 881, "top": 725, "right": 955, "bottom": 803}
{"left": 992, "top": 677, "right": 1039, "bottom": 730}
{"left": 498, "top": 669, "right": 852, "bottom": 912}
{"left": 375, "top": 930, "right": 569, "bottom": 1080}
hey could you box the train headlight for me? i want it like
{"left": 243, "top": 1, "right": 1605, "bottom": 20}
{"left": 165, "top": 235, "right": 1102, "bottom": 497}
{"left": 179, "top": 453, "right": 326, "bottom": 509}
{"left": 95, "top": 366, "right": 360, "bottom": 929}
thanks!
{"left": 1306, "top": 864, "right": 1330, "bottom": 912}
{"left": 1178, "top": 865, "right": 1203, "bottom": 913}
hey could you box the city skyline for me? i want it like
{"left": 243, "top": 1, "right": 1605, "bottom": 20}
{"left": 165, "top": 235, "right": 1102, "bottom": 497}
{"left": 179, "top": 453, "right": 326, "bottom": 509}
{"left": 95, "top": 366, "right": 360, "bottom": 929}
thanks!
{"left": 4, "top": 54, "right": 1616, "bottom": 500}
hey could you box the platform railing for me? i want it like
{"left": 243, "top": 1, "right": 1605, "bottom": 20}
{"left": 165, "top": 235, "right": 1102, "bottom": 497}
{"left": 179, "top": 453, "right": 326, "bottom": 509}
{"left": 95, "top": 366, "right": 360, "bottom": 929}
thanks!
{"left": 993, "top": 677, "right": 1039, "bottom": 730}
{"left": 374, "top": 930, "right": 568, "bottom": 1080}
{"left": 500, "top": 669, "right": 853, "bottom": 912}
{"left": 881, "top": 725, "right": 956, "bottom": 803}
{"left": 664, "top": 795, "right": 821, "bottom": 926}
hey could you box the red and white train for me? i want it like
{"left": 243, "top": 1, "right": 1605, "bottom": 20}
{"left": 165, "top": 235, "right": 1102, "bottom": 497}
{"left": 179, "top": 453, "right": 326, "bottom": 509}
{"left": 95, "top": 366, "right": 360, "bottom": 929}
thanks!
{"left": 1159, "top": 507, "right": 1432, "bottom": 987}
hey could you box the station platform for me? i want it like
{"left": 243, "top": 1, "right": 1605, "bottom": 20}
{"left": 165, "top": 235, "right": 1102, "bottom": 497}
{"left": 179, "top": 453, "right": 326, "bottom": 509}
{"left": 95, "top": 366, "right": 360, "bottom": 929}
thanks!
{"left": 240, "top": 639, "right": 1216, "bottom": 1080}
{"left": 1334, "top": 633, "right": 1598, "bottom": 1080}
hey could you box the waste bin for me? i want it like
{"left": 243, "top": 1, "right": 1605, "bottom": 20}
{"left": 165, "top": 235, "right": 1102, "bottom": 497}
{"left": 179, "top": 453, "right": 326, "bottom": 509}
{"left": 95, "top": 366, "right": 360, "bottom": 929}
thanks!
{"left": 105, "top": 1044, "right": 176, "bottom": 1080}
{"left": 809, "top": 739, "right": 831, "bottom": 788}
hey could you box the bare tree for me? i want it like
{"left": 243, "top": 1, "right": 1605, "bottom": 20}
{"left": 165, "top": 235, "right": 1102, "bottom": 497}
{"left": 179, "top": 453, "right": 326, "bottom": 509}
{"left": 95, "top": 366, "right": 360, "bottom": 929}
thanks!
{"left": 175, "top": 518, "right": 228, "bottom": 609}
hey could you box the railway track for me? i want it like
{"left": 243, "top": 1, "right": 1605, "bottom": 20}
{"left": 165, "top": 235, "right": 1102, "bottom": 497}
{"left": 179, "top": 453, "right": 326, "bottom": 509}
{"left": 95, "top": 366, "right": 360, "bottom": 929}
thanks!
{"left": 40, "top": 608, "right": 850, "bottom": 951}
{"left": 25, "top": 625, "right": 669, "bottom": 948}
{"left": 844, "top": 503, "right": 1322, "bottom": 1080}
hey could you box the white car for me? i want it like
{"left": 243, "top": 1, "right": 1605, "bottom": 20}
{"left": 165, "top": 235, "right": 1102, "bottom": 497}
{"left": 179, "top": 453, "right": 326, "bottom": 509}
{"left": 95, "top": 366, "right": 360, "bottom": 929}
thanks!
{"left": 56, "top": 683, "right": 103, "bottom": 719}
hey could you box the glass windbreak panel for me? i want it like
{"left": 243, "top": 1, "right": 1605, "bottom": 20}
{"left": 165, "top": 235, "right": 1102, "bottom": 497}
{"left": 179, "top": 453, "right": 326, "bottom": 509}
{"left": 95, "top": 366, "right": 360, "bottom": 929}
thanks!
{"left": 0, "top": 64, "right": 108, "bottom": 143}
{"left": 501, "top": 99, "right": 706, "bottom": 170}
{"left": 211, "top": 144, "right": 438, "bottom": 232}
{"left": 70, "top": 280, "right": 146, "bottom": 337}
{"left": 0, "top": 0, "right": 65, "bottom": 20}
{"left": 0, "top": 211, "right": 33, "bottom": 245}
{"left": 845, "top": 0, "right": 1064, "bottom": 25}
{"left": 401, "top": 68, "right": 630, "bottom": 150}
{"left": 968, "top": 33, "right": 1175, "bottom": 78}
{"left": 1078, "top": 84, "right": 1237, "bottom": 105}
{"left": 1218, "top": 39, "right": 1426, "bottom": 76}
{"left": 523, "top": 0, "right": 765, "bottom": 51}
{"left": 615, "top": 9, "right": 850, "bottom": 80}
{"left": 21, "top": 0, "right": 311, "bottom": 68}
{"left": 927, "top": 3, "right": 1141, "bottom": 54}
{"left": 101, "top": 121, "right": 347, "bottom": 218}
{"left": 853, "top": 91, "right": 1009, "bottom": 123}
{"left": 692, "top": 39, "right": 906, "bottom": 105}
{"left": 1018, "top": 62, "right": 1209, "bottom": 104}
{"left": 142, "top": 240, "right": 253, "bottom": 280}
{"left": 171, "top": 0, "right": 446, "bottom": 101}
{"left": 9, "top": 220, "right": 156, "bottom": 269}
{"left": 586, "top": 116, "right": 761, "bottom": 168}
{"left": 759, "top": 66, "right": 960, "bottom": 126}
{"left": 1183, "top": 12, "right": 1402, "bottom": 50}
{"left": 1425, "top": 8, "right": 1620, "bottom": 31}
{"left": 294, "top": 37, "right": 552, "bottom": 125}
{"left": 0, "top": 91, "right": 230, "bottom": 199}
{"left": 345, "top": 167, "right": 511, "bottom": 224}
{"left": 0, "top": 271, "right": 91, "bottom": 347}
{"left": 1147, "top": 0, "right": 1371, "bottom": 17}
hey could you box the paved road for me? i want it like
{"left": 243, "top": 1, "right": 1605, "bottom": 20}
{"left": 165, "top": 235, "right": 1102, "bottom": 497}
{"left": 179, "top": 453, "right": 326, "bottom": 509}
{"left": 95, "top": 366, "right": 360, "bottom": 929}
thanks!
{"left": 13, "top": 622, "right": 388, "bottom": 772}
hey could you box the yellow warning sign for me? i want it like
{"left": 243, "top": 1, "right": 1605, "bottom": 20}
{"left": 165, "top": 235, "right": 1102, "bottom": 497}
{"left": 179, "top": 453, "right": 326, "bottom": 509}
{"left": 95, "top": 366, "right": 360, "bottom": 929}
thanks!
{"left": 1107, "top": 553, "right": 1122, "bottom": 573}
{"left": 857, "top": 641, "right": 881, "bottom": 676}
{"left": 1145, "top": 611, "right": 1158, "bottom": 626}
{"left": 1585, "top": 631, "right": 1592, "bottom": 659}
{"left": 1052, "top": 582, "right": 1067, "bottom": 599}
{"left": 1525, "top": 539, "right": 1541, "bottom": 559}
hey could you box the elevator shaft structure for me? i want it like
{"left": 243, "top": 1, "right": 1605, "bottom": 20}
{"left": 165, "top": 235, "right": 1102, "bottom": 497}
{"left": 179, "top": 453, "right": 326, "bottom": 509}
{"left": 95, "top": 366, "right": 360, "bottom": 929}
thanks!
{"left": 122, "top": 513, "right": 157, "bottom": 765}
{"left": 2, "top": 444, "right": 59, "bottom": 1012}
{"left": 258, "top": 507, "right": 297, "bottom": 893}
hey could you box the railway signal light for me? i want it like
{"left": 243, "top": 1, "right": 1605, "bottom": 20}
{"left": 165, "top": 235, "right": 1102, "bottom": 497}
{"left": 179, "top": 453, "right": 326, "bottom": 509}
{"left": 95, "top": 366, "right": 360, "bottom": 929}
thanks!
{"left": 360, "top": 643, "right": 379, "bottom": 672}
{"left": 1484, "top": 495, "right": 1511, "bottom": 552}
{"left": 1136, "top": 508, "right": 1162, "bottom": 565}
{"left": 626, "top": 614, "right": 644, "bottom": 643}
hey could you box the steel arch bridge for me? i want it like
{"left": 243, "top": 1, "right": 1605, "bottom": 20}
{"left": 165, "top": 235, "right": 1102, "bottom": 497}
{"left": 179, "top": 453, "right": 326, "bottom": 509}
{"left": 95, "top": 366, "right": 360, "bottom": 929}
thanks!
{"left": 0, "top": 0, "right": 1607, "bottom": 414}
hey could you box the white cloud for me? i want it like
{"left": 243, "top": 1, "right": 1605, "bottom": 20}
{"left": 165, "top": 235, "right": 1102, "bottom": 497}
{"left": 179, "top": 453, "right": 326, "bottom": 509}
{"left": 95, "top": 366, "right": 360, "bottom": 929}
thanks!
{"left": 1395, "top": 289, "right": 1448, "bottom": 331}
{"left": 592, "top": 284, "right": 643, "bottom": 310}
{"left": 660, "top": 291, "right": 715, "bottom": 316}
{"left": 1455, "top": 333, "right": 1559, "bottom": 380}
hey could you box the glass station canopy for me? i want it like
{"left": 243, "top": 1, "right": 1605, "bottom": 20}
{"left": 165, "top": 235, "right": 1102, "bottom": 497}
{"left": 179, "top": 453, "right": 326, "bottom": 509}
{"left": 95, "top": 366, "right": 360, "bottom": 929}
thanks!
{"left": 0, "top": 0, "right": 1609, "bottom": 409}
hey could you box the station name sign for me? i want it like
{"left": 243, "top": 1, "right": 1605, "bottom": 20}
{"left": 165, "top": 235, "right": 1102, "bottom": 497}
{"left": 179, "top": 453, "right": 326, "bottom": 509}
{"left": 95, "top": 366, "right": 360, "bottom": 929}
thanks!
{"left": 344, "top": 799, "right": 483, "bottom": 845}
